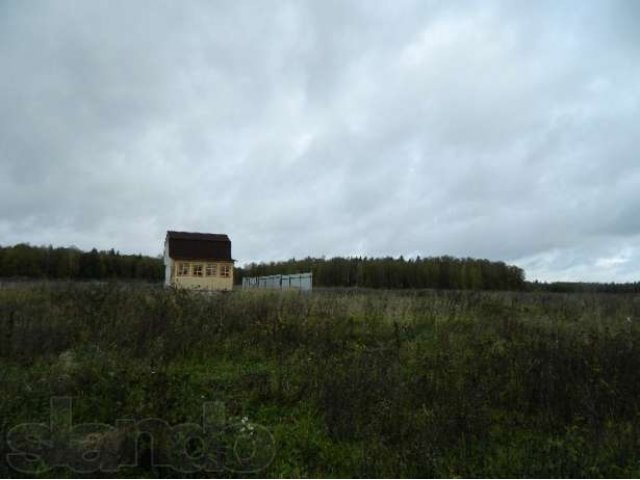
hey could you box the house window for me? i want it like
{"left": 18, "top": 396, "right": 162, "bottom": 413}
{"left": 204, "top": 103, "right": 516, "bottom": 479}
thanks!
{"left": 221, "top": 264, "right": 230, "bottom": 278}
{"left": 178, "top": 263, "right": 190, "bottom": 276}
{"left": 206, "top": 263, "right": 217, "bottom": 276}
{"left": 193, "top": 264, "right": 203, "bottom": 277}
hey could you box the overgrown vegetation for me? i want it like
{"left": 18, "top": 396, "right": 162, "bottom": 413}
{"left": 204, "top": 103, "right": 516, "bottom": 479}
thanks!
{"left": 1, "top": 283, "right": 640, "bottom": 477}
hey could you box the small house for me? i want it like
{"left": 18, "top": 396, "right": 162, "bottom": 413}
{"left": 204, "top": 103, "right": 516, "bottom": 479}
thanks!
{"left": 164, "top": 231, "right": 234, "bottom": 290}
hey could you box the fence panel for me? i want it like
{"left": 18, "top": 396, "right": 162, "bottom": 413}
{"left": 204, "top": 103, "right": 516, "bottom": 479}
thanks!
{"left": 242, "top": 272, "right": 312, "bottom": 291}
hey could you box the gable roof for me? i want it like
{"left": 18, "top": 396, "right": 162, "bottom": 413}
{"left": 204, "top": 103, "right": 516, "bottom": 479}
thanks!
{"left": 166, "top": 231, "right": 232, "bottom": 261}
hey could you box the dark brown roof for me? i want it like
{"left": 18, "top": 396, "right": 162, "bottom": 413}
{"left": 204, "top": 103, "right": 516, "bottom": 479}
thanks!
{"left": 166, "top": 231, "right": 232, "bottom": 261}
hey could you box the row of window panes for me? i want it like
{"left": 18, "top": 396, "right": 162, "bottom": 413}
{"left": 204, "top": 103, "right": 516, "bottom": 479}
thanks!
{"left": 177, "top": 263, "right": 230, "bottom": 277}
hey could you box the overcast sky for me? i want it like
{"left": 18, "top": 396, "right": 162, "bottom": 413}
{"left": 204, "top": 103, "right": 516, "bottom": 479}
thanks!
{"left": 1, "top": 0, "right": 639, "bottom": 281}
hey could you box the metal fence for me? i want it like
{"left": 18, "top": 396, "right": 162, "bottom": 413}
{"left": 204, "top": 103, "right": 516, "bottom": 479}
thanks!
{"left": 242, "top": 272, "right": 312, "bottom": 291}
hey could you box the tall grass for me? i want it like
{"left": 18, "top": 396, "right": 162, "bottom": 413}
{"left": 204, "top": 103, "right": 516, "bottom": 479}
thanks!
{"left": 1, "top": 283, "right": 640, "bottom": 477}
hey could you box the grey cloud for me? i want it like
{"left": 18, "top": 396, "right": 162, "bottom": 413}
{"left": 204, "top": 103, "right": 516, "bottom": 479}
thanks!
{"left": 1, "top": 0, "right": 639, "bottom": 281}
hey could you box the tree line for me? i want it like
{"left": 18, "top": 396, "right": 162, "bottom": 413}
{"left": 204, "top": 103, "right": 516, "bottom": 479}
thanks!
{"left": 0, "top": 243, "right": 163, "bottom": 281}
{"left": 4, "top": 243, "right": 636, "bottom": 293}
{"left": 236, "top": 255, "right": 526, "bottom": 291}
{"left": 527, "top": 280, "right": 640, "bottom": 294}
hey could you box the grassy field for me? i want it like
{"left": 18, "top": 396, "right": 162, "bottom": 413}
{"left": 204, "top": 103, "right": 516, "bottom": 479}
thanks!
{"left": 1, "top": 282, "right": 640, "bottom": 477}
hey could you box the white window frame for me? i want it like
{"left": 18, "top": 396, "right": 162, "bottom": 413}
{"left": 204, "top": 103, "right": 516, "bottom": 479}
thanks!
{"left": 220, "top": 264, "right": 230, "bottom": 278}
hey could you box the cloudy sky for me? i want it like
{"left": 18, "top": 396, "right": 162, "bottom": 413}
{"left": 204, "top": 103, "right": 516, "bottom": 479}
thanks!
{"left": 1, "top": 0, "right": 639, "bottom": 281}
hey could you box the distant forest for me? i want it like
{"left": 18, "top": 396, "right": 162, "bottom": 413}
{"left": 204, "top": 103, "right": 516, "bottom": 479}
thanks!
{"left": 237, "top": 258, "right": 639, "bottom": 293}
{"left": 236, "top": 256, "right": 526, "bottom": 291}
{"left": 528, "top": 280, "right": 640, "bottom": 294}
{"left": 0, "top": 244, "right": 163, "bottom": 281}
{"left": 1, "top": 243, "right": 638, "bottom": 293}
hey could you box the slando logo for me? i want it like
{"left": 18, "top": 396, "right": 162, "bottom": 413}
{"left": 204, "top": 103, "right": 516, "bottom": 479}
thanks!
{"left": 6, "top": 397, "right": 276, "bottom": 474}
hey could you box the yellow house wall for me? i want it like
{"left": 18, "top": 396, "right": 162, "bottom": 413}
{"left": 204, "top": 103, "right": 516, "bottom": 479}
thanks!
{"left": 170, "top": 260, "right": 234, "bottom": 291}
